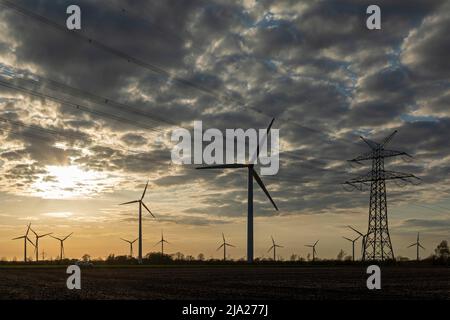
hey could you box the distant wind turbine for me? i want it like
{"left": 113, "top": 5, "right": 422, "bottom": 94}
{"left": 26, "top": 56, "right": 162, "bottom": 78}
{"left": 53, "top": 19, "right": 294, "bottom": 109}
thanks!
{"left": 343, "top": 235, "right": 361, "bottom": 261}
{"left": 12, "top": 223, "right": 35, "bottom": 262}
{"left": 347, "top": 225, "right": 369, "bottom": 259}
{"left": 407, "top": 232, "right": 425, "bottom": 261}
{"left": 217, "top": 233, "right": 235, "bottom": 261}
{"left": 121, "top": 238, "right": 138, "bottom": 257}
{"left": 305, "top": 240, "right": 319, "bottom": 261}
{"left": 30, "top": 227, "right": 52, "bottom": 262}
{"left": 119, "top": 181, "right": 155, "bottom": 264}
{"left": 268, "top": 236, "right": 283, "bottom": 261}
{"left": 197, "top": 119, "right": 278, "bottom": 263}
{"left": 51, "top": 233, "right": 73, "bottom": 261}
{"left": 155, "top": 231, "right": 170, "bottom": 255}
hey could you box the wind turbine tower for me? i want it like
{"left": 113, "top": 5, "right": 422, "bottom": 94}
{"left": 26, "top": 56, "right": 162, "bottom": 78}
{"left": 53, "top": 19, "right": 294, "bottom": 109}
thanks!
{"left": 30, "top": 228, "right": 52, "bottom": 262}
{"left": 217, "top": 233, "right": 235, "bottom": 261}
{"left": 197, "top": 119, "right": 278, "bottom": 263}
{"left": 119, "top": 181, "right": 156, "bottom": 264}
{"left": 121, "top": 238, "right": 138, "bottom": 257}
{"left": 305, "top": 240, "right": 319, "bottom": 262}
{"left": 51, "top": 233, "right": 73, "bottom": 261}
{"left": 407, "top": 232, "right": 425, "bottom": 261}
{"left": 12, "top": 223, "right": 35, "bottom": 262}
{"left": 267, "top": 236, "right": 283, "bottom": 261}
{"left": 155, "top": 231, "right": 170, "bottom": 255}
{"left": 343, "top": 235, "right": 361, "bottom": 261}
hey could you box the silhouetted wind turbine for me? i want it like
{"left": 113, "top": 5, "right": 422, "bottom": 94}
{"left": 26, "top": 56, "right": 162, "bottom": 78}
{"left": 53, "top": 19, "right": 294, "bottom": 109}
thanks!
{"left": 217, "top": 233, "right": 235, "bottom": 261}
{"left": 305, "top": 240, "right": 319, "bottom": 261}
{"left": 347, "top": 225, "right": 368, "bottom": 259}
{"left": 119, "top": 181, "right": 155, "bottom": 264}
{"left": 407, "top": 232, "right": 425, "bottom": 261}
{"left": 268, "top": 236, "right": 283, "bottom": 261}
{"left": 121, "top": 238, "right": 138, "bottom": 257}
{"left": 343, "top": 235, "right": 361, "bottom": 261}
{"left": 51, "top": 233, "right": 73, "bottom": 261}
{"left": 30, "top": 227, "right": 52, "bottom": 262}
{"left": 155, "top": 231, "right": 170, "bottom": 255}
{"left": 12, "top": 223, "right": 35, "bottom": 262}
{"left": 197, "top": 119, "right": 278, "bottom": 263}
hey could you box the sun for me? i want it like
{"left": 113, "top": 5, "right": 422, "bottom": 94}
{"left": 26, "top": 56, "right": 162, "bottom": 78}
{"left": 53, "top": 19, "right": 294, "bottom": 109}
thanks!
{"left": 32, "top": 165, "right": 110, "bottom": 199}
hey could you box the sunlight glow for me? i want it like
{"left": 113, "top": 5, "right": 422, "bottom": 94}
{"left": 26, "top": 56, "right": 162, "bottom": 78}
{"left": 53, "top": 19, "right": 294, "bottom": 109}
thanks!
{"left": 32, "top": 165, "right": 110, "bottom": 199}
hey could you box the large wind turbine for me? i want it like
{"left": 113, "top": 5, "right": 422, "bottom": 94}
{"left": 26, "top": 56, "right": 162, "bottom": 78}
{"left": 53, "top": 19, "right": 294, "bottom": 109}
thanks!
{"left": 51, "top": 233, "right": 73, "bottom": 261}
{"left": 119, "top": 181, "right": 155, "bottom": 264}
{"left": 121, "top": 238, "right": 138, "bottom": 257}
{"left": 305, "top": 240, "right": 319, "bottom": 261}
{"left": 12, "top": 223, "right": 35, "bottom": 262}
{"left": 197, "top": 119, "right": 278, "bottom": 263}
{"left": 155, "top": 231, "right": 170, "bottom": 256}
{"left": 217, "top": 233, "right": 235, "bottom": 261}
{"left": 407, "top": 232, "right": 425, "bottom": 261}
{"left": 268, "top": 236, "right": 283, "bottom": 261}
{"left": 343, "top": 235, "right": 361, "bottom": 261}
{"left": 30, "top": 227, "right": 52, "bottom": 262}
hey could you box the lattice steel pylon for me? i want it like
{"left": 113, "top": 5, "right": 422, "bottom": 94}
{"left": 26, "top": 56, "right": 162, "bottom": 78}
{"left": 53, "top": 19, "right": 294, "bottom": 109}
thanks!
{"left": 344, "top": 130, "right": 420, "bottom": 261}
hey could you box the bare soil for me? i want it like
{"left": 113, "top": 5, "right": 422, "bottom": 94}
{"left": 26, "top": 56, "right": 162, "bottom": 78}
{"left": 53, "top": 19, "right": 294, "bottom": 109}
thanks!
{"left": 0, "top": 265, "right": 448, "bottom": 300}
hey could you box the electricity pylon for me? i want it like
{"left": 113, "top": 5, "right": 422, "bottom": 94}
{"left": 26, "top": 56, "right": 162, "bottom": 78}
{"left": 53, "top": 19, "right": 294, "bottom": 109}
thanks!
{"left": 344, "top": 130, "right": 419, "bottom": 261}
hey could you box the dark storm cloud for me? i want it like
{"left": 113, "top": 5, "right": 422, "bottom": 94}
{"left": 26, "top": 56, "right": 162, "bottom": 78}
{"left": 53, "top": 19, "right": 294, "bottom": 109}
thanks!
{"left": 0, "top": 0, "right": 449, "bottom": 225}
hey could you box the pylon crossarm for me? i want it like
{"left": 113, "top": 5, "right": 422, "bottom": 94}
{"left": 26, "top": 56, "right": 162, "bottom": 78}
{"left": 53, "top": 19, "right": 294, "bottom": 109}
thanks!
{"left": 349, "top": 150, "right": 376, "bottom": 162}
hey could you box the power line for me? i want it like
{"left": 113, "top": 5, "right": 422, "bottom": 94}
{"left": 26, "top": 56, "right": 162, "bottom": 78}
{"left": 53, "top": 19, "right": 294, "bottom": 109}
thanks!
{"left": 0, "top": 0, "right": 359, "bottom": 150}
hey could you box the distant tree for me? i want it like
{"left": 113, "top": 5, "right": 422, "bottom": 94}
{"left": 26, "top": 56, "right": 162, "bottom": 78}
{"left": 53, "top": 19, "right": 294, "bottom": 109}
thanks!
{"left": 434, "top": 240, "right": 450, "bottom": 260}
{"left": 344, "top": 255, "right": 352, "bottom": 261}
{"left": 82, "top": 254, "right": 91, "bottom": 262}
{"left": 307, "top": 253, "right": 311, "bottom": 261}
{"left": 290, "top": 254, "right": 298, "bottom": 261}
{"left": 337, "top": 249, "right": 346, "bottom": 261}
{"left": 197, "top": 253, "right": 205, "bottom": 261}
{"left": 175, "top": 252, "right": 185, "bottom": 260}
{"left": 186, "top": 255, "right": 194, "bottom": 261}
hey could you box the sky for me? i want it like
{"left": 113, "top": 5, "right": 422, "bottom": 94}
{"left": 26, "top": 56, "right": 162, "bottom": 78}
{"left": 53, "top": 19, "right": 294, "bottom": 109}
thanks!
{"left": 0, "top": 0, "right": 449, "bottom": 261}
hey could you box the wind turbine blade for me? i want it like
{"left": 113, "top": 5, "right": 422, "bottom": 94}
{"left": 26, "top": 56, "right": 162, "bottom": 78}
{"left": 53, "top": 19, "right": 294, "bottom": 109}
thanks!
{"left": 27, "top": 237, "right": 35, "bottom": 247}
{"left": 63, "top": 233, "right": 73, "bottom": 241}
{"left": 314, "top": 240, "right": 319, "bottom": 246}
{"left": 196, "top": 164, "right": 248, "bottom": 170}
{"left": 277, "top": 245, "right": 284, "bottom": 248}
{"left": 419, "top": 244, "right": 425, "bottom": 250}
{"left": 227, "top": 243, "right": 235, "bottom": 248}
{"left": 347, "top": 225, "right": 364, "bottom": 236}
{"left": 267, "top": 245, "right": 274, "bottom": 252}
{"left": 120, "top": 238, "right": 130, "bottom": 243}
{"left": 154, "top": 241, "right": 161, "bottom": 247}
{"left": 12, "top": 236, "right": 25, "bottom": 240}
{"left": 132, "top": 238, "right": 138, "bottom": 243}
{"left": 305, "top": 245, "right": 313, "bottom": 248}
{"left": 119, "top": 200, "right": 139, "bottom": 205}
{"left": 222, "top": 233, "right": 225, "bottom": 242}
{"left": 50, "top": 235, "right": 62, "bottom": 241}
{"left": 30, "top": 227, "right": 38, "bottom": 237}
{"left": 141, "top": 202, "right": 155, "bottom": 218}
{"left": 271, "top": 235, "right": 275, "bottom": 245}
{"left": 343, "top": 237, "right": 352, "bottom": 242}
{"left": 141, "top": 181, "right": 149, "bottom": 200}
{"left": 251, "top": 118, "right": 275, "bottom": 162}
{"left": 40, "top": 233, "right": 53, "bottom": 238}
{"left": 407, "top": 243, "right": 416, "bottom": 248}
{"left": 252, "top": 170, "right": 278, "bottom": 210}
{"left": 217, "top": 244, "right": 224, "bottom": 251}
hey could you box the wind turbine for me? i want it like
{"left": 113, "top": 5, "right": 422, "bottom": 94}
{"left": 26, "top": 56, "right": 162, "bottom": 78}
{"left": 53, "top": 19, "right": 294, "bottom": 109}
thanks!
{"left": 305, "top": 240, "right": 319, "bottom": 261}
{"left": 155, "top": 231, "right": 170, "bottom": 256}
{"left": 343, "top": 235, "right": 361, "bottom": 261}
{"left": 217, "top": 233, "right": 235, "bottom": 261}
{"left": 30, "top": 227, "right": 52, "bottom": 262}
{"left": 51, "top": 233, "right": 73, "bottom": 261}
{"left": 12, "top": 223, "right": 35, "bottom": 262}
{"left": 119, "top": 181, "right": 155, "bottom": 264}
{"left": 347, "top": 225, "right": 369, "bottom": 259}
{"left": 407, "top": 232, "right": 425, "bottom": 261}
{"left": 121, "top": 238, "right": 138, "bottom": 257}
{"left": 268, "top": 236, "right": 283, "bottom": 261}
{"left": 197, "top": 119, "right": 278, "bottom": 263}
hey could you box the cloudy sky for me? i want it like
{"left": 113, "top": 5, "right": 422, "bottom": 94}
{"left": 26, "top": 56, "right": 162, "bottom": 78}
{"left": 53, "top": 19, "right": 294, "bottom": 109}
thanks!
{"left": 0, "top": 0, "right": 449, "bottom": 261}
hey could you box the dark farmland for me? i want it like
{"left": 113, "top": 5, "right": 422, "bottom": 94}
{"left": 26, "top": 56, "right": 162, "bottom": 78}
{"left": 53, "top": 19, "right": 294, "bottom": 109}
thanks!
{"left": 0, "top": 265, "right": 449, "bottom": 300}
